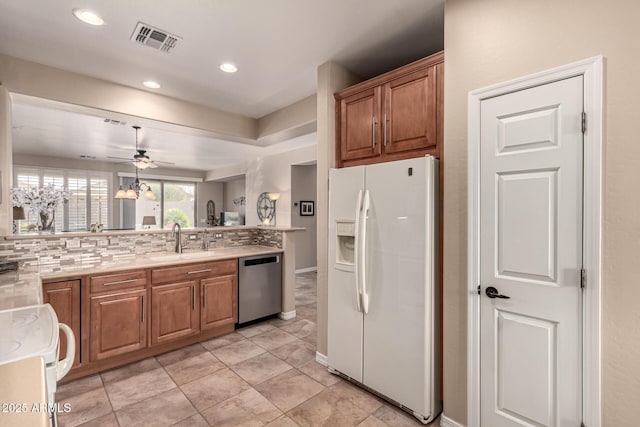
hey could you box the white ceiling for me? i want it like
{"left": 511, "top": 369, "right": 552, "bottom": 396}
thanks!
{"left": 0, "top": 0, "right": 444, "bottom": 118}
{"left": 1, "top": 1, "right": 443, "bottom": 172}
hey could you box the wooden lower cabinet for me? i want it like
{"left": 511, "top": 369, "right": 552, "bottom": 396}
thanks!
{"left": 90, "top": 289, "right": 147, "bottom": 361}
{"left": 201, "top": 275, "right": 237, "bottom": 331}
{"left": 60, "top": 258, "right": 244, "bottom": 380}
{"left": 151, "top": 281, "right": 200, "bottom": 345}
{"left": 42, "top": 280, "right": 81, "bottom": 367}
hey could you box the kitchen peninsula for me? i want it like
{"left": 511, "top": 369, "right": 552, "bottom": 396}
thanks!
{"left": 0, "top": 225, "right": 302, "bottom": 381}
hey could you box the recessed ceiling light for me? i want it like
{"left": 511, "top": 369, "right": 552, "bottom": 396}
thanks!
{"left": 142, "top": 81, "right": 161, "bottom": 89}
{"left": 219, "top": 63, "right": 238, "bottom": 73}
{"left": 72, "top": 9, "right": 104, "bottom": 26}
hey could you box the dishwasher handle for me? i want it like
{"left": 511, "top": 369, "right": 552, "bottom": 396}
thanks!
{"left": 243, "top": 255, "right": 280, "bottom": 267}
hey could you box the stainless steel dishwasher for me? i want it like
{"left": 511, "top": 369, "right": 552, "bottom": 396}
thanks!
{"left": 238, "top": 254, "right": 282, "bottom": 324}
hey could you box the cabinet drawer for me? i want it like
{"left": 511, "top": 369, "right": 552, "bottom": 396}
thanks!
{"left": 151, "top": 259, "right": 237, "bottom": 284}
{"left": 90, "top": 270, "right": 147, "bottom": 294}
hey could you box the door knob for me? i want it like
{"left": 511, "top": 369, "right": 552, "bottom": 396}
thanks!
{"left": 485, "top": 286, "right": 510, "bottom": 299}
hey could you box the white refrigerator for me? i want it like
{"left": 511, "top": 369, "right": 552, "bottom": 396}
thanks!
{"left": 327, "top": 156, "right": 441, "bottom": 424}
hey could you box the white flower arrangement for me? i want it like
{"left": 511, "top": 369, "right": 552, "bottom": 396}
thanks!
{"left": 11, "top": 185, "right": 71, "bottom": 216}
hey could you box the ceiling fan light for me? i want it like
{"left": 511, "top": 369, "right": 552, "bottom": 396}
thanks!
{"left": 125, "top": 189, "right": 137, "bottom": 199}
{"left": 144, "top": 189, "right": 155, "bottom": 200}
{"left": 133, "top": 160, "right": 151, "bottom": 169}
{"left": 114, "top": 187, "right": 127, "bottom": 199}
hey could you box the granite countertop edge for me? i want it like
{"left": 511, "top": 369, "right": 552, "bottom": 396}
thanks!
{"left": 0, "top": 245, "right": 284, "bottom": 309}
{"left": 39, "top": 245, "right": 284, "bottom": 280}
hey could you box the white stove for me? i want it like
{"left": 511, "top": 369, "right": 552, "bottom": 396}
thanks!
{"left": 0, "top": 304, "right": 75, "bottom": 416}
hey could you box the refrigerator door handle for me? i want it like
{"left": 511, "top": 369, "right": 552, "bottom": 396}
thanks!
{"left": 354, "top": 189, "right": 363, "bottom": 312}
{"left": 361, "top": 189, "right": 371, "bottom": 314}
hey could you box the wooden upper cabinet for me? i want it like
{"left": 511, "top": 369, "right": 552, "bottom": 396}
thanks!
{"left": 201, "top": 275, "right": 237, "bottom": 331}
{"left": 339, "top": 86, "right": 382, "bottom": 162}
{"left": 90, "top": 289, "right": 147, "bottom": 361}
{"left": 384, "top": 67, "right": 437, "bottom": 154}
{"left": 43, "top": 280, "right": 81, "bottom": 367}
{"left": 336, "top": 51, "right": 443, "bottom": 168}
{"left": 151, "top": 281, "right": 199, "bottom": 345}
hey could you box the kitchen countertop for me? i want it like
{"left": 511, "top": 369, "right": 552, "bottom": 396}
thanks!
{"left": 0, "top": 245, "right": 283, "bottom": 310}
{"left": 38, "top": 245, "right": 283, "bottom": 280}
{"left": 0, "top": 270, "right": 42, "bottom": 310}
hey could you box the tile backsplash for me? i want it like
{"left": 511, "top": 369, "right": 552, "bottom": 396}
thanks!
{"left": 0, "top": 228, "right": 283, "bottom": 274}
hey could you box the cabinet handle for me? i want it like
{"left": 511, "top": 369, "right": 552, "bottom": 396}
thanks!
{"left": 383, "top": 113, "right": 387, "bottom": 147}
{"left": 188, "top": 269, "right": 212, "bottom": 275}
{"left": 372, "top": 116, "right": 376, "bottom": 149}
{"left": 141, "top": 295, "right": 145, "bottom": 323}
{"left": 203, "top": 285, "right": 207, "bottom": 308}
{"left": 103, "top": 279, "right": 138, "bottom": 286}
{"left": 192, "top": 286, "right": 196, "bottom": 310}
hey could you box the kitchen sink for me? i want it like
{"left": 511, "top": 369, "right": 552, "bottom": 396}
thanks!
{"left": 148, "top": 251, "right": 217, "bottom": 263}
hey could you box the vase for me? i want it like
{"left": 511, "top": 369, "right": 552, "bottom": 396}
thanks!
{"left": 38, "top": 211, "right": 55, "bottom": 234}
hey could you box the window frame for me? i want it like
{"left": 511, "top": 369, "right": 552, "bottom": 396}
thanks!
{"left": 118, "top": 177, "right": 197, "bottom": 229}
{"left": 13, "top": 165, "right": 112, "bottom": 232}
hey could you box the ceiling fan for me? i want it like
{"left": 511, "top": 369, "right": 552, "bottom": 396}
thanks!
{"left": 108, "top": 125, "right": 175, "bottom": 169}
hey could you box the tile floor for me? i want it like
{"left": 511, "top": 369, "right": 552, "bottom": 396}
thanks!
{"left": 56, "top": 272, "right": 439, "bottom": 426}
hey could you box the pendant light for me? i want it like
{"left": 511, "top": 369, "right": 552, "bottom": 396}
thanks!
{"left": 114, "top": 126, "right": 156, "bottom": 200}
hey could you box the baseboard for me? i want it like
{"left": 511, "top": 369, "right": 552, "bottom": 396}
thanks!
{"left": 279, "top": 310, "right": 296, "bottom": 320}
{"left": 295, "top": 266, "right": 318, "bottom": 274}
{"left": 440, "top": 414, "right": 465, "bottom": 427}
{"left": 315, "top": 351, "right": 328, "bottom": 366}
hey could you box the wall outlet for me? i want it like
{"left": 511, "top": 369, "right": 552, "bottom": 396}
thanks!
{"left": 65, "top": 240, "right": 80, "bottom": 249}
{"left": 81, "top": 240, "right": 97, "bottom": 248}
{"left": 188, "top": 234, "right": 198, "bottom": 240}
{"left": 215, "top": 233, "right": 223, "bottom": 238}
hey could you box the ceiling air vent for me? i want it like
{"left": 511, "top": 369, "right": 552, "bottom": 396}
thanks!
{"left": 104, "top": 118, "right": 127, "bottom": 126}
{"left": 130, "top": 22, "right": 182, "bottom": 53}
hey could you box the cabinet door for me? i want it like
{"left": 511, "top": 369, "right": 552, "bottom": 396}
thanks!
{"left": 90, "top": 289, "right": 147, "bottom": 361}
{"left": 201, "top": 275, "right": 237, "bottom": 331}
{"left": 151, "top": 281, "right": 199, "bottom": 345}
{"left": 43, "top": 280, "right": 81, "bottom": 367}
{"left": 383, "top": 66, "right": 437, "bottom": 154}
{"left": 338, "top": 87, "right": 382, "bottom": 163}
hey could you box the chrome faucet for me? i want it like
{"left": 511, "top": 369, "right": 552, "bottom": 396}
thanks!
{"left": 171, "top": 223, "right": 183, "bottom": 253}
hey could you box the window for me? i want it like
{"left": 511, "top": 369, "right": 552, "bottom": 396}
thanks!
{"left": 163, "top": 182, "right": 195, "bottom": 228}
{"left": 126, "top": 180, "right": 196, "bottom": 229}
{"left": 14, "top": 166, "right": 112, "bottom": 232}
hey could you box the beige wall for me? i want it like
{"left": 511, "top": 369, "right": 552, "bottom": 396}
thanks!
{"left": 0, "top": 87, "right": 12, "bottom": 235}
{"left": 315, "top": 62, "right": 362, "bottom": 356}
{"left": 196, "top": 181, "right": 224, "bottom": 227}
{"left": 223, "top": 178, "right": 246, "bottom": 224}
{"left": 244, "top": 144, "right": 317, "bottom": 227}
{"left": 291, "top": 164, "right": 317, "bottom": 270}
{"left": 257, "top": 95, "right": 317, "bottom": 142}
{"left": 444, "top": 1, "right": 640, "bottom": 425}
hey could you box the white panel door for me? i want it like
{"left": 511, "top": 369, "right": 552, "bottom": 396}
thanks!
{"left": 480, "top": 77, "right": 583, "bottom": 426}
{"left": 363, "top": 157, "right": 438, "bottom": 419}
{"left": 328, "top": 166, "right": 365, "bottom": 382}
